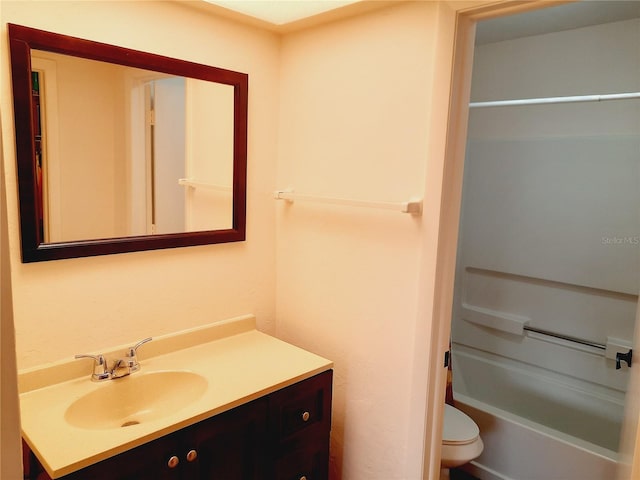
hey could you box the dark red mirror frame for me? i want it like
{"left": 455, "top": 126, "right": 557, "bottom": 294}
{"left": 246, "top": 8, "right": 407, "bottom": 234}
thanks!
{"left": 8, "top": 23, "right": 248, "bottom": 262}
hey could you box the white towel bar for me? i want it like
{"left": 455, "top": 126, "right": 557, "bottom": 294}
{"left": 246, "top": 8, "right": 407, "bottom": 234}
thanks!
{"left": 273, "top": 190, "right": 422, "bottom": 214}
{"left": 178, "top": 179, "right": 232, "bottom": 192}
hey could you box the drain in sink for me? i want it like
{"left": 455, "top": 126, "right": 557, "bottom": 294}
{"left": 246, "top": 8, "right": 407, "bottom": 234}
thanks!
{"left": 121, "top": 420, "right": 140, "bottom": 427}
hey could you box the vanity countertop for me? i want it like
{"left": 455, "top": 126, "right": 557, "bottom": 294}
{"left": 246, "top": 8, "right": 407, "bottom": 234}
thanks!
{"left": 18, "top": 314, "right": 332, "bottom": 478}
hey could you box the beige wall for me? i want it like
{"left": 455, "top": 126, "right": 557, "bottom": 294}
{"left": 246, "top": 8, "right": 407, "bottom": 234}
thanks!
{"left": 276, "top": 3, "right": 449, "bottom": 477}
{"left": 1, "top": 80, "right": 22, "bottom": 480}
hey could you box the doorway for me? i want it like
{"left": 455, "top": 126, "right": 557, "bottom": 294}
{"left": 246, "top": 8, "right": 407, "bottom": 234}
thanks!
{"left": 447, "top": 2, "right": 640, "bottom": 479}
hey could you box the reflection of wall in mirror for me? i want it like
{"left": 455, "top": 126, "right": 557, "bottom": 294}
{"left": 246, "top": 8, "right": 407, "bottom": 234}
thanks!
{"left": 185, "top": 80, "right": 234, "bottom": 231}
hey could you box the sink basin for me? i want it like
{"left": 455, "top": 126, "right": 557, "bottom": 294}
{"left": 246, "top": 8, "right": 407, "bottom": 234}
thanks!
{"left": 65, "top": 371, "right": 208, "bottom": 430}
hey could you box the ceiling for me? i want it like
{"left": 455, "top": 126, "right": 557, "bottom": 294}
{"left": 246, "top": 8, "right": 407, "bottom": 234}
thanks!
{"left": 200, "top": 1, "right": 640, "bottom": 37}
{"left": 475, "top": 1, "right": 640, "bottom": 45}
{"left": 202, "top": 0, "right": 361, "bottom": 25}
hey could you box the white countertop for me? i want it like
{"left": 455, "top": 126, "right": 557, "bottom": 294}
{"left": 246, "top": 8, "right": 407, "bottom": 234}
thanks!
{"left": 19, "top": 315, "right": 332, "bottom": 478}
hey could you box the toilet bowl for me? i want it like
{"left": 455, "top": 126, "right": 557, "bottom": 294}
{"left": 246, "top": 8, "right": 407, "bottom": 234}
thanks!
{"left": 441, "top": 404, "right": 483, "bottom": 470}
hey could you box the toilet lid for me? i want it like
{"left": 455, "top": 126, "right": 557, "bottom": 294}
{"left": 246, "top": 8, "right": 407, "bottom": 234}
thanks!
{"left": 442, "top": 404, "right": 479, "bottom": 446}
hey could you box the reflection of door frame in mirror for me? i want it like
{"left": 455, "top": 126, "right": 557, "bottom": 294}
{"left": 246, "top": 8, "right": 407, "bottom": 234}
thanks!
{"left": 127, "top": 71, "right": 179, "bottom": 237}
{"left": 148, "top": 77, "right": 188, "bottom": 236}
{"left": 9, "top": 23, "right": 248, "bottom": 262}
{"left": 127, "top": 75, "right": 151, "bottom": 236}
{"left": 29, "top": 53, "right": 187, "bottom": 242}
{"left": 30, "top": 56, "right": 60, "bottom": 243}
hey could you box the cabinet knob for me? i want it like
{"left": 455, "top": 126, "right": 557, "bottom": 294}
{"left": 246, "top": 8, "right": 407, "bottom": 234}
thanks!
{"left": 167, "top": 455, "right": 180, "bottom": 468}
{"left": 186, "top": 449, "right": 198, "bottom": 462}
{"left": 301, "top": 411, "right": 310, "bottom": 422}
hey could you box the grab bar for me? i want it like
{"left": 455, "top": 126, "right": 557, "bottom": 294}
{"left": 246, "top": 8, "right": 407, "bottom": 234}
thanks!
{"left": 522, "top": 325, "right": 605, "bottom": 350}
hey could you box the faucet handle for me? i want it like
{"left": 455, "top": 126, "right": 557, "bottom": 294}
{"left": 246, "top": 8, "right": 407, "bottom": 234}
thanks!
{"left": 125, "top": 337, "right": 152, "bottom": 372}
{"left": 74, "top": 354, "right": 110, "bottom": 381}
{"left": 74, "top": 353, "right": 105, "bottom": 363}
{"left": 127, "top": 337, "right": 152, "bottom": 357}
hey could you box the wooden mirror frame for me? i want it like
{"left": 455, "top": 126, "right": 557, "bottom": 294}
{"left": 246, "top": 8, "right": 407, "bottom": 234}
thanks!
{"left": 8, "top": 23, "right": 248, "bottom": 262}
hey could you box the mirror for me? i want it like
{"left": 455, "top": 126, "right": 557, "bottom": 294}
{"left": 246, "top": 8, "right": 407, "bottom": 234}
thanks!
{"left": 8, "top": 23, "right": 248, "bottom": 262}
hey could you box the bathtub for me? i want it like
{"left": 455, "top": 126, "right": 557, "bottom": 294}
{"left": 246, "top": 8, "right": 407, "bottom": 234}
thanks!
{"left": 452, "top": 347, "right": 620, "bottom": 480}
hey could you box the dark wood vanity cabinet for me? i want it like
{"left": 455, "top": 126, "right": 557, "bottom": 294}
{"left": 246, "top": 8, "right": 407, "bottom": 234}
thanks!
{"left": 58, "top": 398, "right": 269, "bottom": 480}
{"left": 23, "top": 370, "right": 332, "bottom": 480}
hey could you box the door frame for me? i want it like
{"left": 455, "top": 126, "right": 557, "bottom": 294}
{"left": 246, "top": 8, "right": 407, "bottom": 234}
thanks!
{"left": 421, "top": 1, "right": 640, "bottom": 479}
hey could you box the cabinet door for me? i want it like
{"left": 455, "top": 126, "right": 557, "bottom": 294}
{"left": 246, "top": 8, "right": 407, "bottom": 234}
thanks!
{"left": 192, "top": 397, "right": 268, "bottom": 480}
{"left": 60, "top": 429, "right": 184, "bottom": 480}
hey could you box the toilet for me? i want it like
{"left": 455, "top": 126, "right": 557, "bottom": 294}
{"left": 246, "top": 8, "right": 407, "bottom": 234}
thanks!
{"left": 440, "top": 404, "right": 483, "bottom": 479}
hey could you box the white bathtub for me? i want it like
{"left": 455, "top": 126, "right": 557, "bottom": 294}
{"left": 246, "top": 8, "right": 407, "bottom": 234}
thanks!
{"left": 452, "top": 347, "right": 620, "bottom": 480}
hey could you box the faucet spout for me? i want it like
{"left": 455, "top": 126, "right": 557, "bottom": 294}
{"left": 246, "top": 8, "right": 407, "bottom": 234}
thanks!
{"left": 110, "top": 358, "right": 130, "bottom": 378}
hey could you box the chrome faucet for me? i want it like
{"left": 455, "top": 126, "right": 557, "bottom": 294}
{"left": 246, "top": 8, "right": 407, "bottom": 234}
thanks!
{"left": 75, "top": 337, "right": 153, "bottom": 381}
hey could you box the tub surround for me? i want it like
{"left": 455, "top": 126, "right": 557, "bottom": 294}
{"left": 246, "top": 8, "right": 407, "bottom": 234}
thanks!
{"left": 19, "top": 314, "right": 332, "bottom": 478}
{"left": 455, "top": 393, "right": 618, "bottom": 480}
{"left": 451, "top": 13, "right": 639, "bottom": 479}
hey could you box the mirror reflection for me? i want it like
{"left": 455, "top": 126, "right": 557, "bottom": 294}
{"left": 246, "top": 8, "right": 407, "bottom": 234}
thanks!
{"left": 31, "top": 50, "right": 234, "bottom": 244}
{"left": 9, "top": 23, "right": 247, "bottom": 262}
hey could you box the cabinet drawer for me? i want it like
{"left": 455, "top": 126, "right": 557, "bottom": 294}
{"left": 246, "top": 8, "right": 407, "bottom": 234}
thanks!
{"left": 281, "top": 389, "right": 324, "bottom": 437}
{"left": 274, "top": 440, "right": 329, "bottom": 480}
{"left": 269, "top": 371, "right": 333, "bottom": 445}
